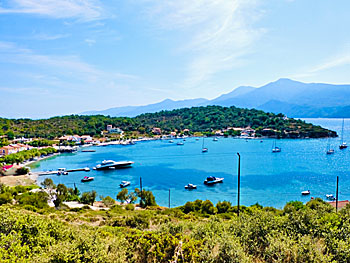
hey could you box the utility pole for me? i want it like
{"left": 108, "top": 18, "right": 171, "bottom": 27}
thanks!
{"left": 140, "top": 177, "right": 143, "bottom": 206}
{"left": 168, "top": 189, "right": 171, "bottom": 208}
{"left": 336, "top": 176, "right": 339, "bottom": 212}
{"left": 237, "top": 152, "right": 241, "bottom": 217}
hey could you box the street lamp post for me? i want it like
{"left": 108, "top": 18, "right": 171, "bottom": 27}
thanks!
{"left": 237, "top": 152, "right": 241, "bottom": 217}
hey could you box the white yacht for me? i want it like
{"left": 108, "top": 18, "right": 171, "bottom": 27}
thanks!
{"left": 94, "top": 160, "right": 134, "bottom": 170}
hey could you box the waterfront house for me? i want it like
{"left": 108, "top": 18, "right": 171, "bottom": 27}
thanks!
{"left": 152, "top": 127, "right": 162, "bottom": 135}
{"left": 106, "top": 125, "right": 123, "bottom": 134}
{"left": 0, "top": 143, "right": 31, "bottom": 156}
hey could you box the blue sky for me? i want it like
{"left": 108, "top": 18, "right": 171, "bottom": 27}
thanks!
{"left": 0, "top": 0, "right": 349, "bottom": 118}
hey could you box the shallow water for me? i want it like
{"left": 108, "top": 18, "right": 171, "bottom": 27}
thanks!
{"left": 31, "top": 118, "right": 350, "bottom": 208}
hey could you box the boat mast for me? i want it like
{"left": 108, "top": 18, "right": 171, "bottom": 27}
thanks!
{"left": 341, "top": 118, "right": 345, "bottom": 144}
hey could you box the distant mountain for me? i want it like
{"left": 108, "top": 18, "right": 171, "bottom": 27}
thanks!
{"left": 82, "top": 98, "right": 209, "bottom": 117}
{"left": 209, "top": 78, "right": 350, "bottom": 117}
{"left": 82, "top": 79, "right": 350, "bottom": 118}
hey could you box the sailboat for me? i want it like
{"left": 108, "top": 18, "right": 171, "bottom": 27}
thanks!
{"left": 339, "top": 118, "right": 347, "bottom": 149}
{"left": 326, "top": 133, "right": 335, "bottom": 154}
{"left": 272, "top": 140, "right": 281, "bottom": 153}
{"left": 202, "top": 137, "right": 208, "bottom": 152}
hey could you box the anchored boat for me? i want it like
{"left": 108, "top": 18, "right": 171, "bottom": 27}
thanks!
{"left": 81, "top": 176, "right": 94, "bottom": 182}
{"left": 204, "top": 176, "right": 224, "bottom": 185}
{"left": 120, "top": 181, "right": 130, "bottom": 188}
{"left": 94, "top": 160, "right": 134, "bottom": 170}
{"left": 184, "top": 183, "right": 197, "bottom": 190}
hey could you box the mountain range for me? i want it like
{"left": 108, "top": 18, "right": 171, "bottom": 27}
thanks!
{"left": 82, "top": 78, "right": 350, "bottom": 118}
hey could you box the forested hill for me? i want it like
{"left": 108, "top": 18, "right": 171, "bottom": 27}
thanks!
{"left": 0, "top": 106, "right": 336, "bottom": 139}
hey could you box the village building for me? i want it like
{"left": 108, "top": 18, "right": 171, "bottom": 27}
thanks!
{"left": 152, "top": 127, "right": 162, "bottom": 135}
{"left": 0, "top": 144, "right": 32, "bottom": 156}
{"left": 106, "top": 125, "right": 123, "bottom": 134}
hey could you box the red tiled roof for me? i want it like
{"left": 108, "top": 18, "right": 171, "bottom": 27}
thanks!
{"left": 329, "top": 200, "right": 349, "bottom": 210}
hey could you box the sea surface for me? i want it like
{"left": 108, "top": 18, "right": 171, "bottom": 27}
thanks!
{"left": 30, "top": 118, "right": 350, "bottom": 209}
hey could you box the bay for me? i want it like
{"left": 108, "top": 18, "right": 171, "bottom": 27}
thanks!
{"left": 31, "top": 118, "right": 350, "bottom": 209}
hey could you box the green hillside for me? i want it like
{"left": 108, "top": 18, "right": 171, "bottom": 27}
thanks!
{"left": 0, "top": 106, "right": 336, "bottom": 139}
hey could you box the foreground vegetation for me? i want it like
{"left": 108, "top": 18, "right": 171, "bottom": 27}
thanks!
{"left": 0, "top": 183, "right": 349, "bottom": 262}
{"left": 0, "top": 106, "right": 336, "bottom": 139}
{"left": 0, "top": 147, "right": 57, "bottom": 165}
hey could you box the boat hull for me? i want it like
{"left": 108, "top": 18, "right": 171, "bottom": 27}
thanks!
{"left": 95, "top": 161, "right": 134, "bottom": 170}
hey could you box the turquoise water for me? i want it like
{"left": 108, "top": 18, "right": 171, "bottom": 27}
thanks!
{"left": 31, "top": 118, "right": 350, "bottom": 209}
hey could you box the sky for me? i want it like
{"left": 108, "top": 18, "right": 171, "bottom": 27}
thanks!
{"left": 0, "top": 0, "right": 349, "bottom": 118}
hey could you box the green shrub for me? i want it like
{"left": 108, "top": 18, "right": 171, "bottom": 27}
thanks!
{"left": 0, "top": 192, "right": 12, "bottom": 205}
{"left": 125, "top": 204, "right": 134, "bottom": 211}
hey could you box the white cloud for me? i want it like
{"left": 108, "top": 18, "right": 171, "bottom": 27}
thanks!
{"left": 33, "top": 33, "right": 71, "bottom": 41}
{"left": 0, "top": 41, "right": 138, "bottom": 91}
{"left": 291, "top": 51, "right": 350, "bottom": 79}
{"left": 140, "top": 0, "right": 264, "bottom": 89}
{"left": 0, "top": 0, "right": 105, "bottom": 21}
{"left": 84, "top": 38, "right": 96, "bottom": 46}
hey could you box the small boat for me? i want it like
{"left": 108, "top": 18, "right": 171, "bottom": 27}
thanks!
{"left": 177, "top": 142, "right": 184, "bottom": 145}
{"left": 326, "top": 194, "right": 335, "bottom": 200}
{"left": 169, "top": 140, "right": 174, "bottom": 143}
{"left": 120, "top": 181, "right": 130, "bottom": 188}
{"left": 94, "top": 160, "right": 134, "bottom": 170}
{"left": 260, "top": 140, "right": 263, "bottom": 143}
{"left": 339, "top": 119, "right": 348, "bottom": 149}
{"left": 196, "top": 138, "right": 199, "bottom": 141}
{"left": 301, "top": 190, "right": 310, "bottom": 195}
{"left": 57, "top": 168, "right": 68, "bottom": 175}
{"left": 82, "top": 149, "right": 96, "bottom": 152}
{"left": 202, "top": 137, "right": 208, "bottom": 153}
{"left": 272, "top": 140, "right": 281, "bottom": 153}
{"left": 84, "top": 167, "right": 90, "bottom": 172}
{"left": 204, "top": 176, "right": 224, "bottom": 185}
{"left": 184, "top": 183, "right": 197, "bottom": 189}
{"left": 81, "top": 176, "right": 94, "bottom": 182}
{"left": 326, "top": 133, "right": 335, "bottom": 154}
{"left": 213, "top": 137, "right": 218, "bottom": 141}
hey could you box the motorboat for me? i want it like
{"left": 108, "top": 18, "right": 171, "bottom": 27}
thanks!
{"left": 326, "top": 149, "right": 335, "bottom": 155}
{"left": 84, "top": 167, "right": 90, "bottom": 172}
{"left": 339, "top": 142, "right": 347, "bottom": 149}
{"left": 301, "top": 190, "right": 310, "bottom": 195}
{"left": 120, "top": 181, "right": 130, "bottom": 188}
{"left": 204, "top": 176, "right": 224, "bottom": 185}
{"left": 169, "top": 140, "right": 174, "bottom": 143}
{"left": 326, "top": 194, "right": 335, "bottom": 200}
{"left": 81, "top": 176, "right": 94, "bottom": 182}
{"left": 94, "top": 160, "right": 134, "bottom": 170}
{"left": 213, "top": 137, "right": 218, "bottom": 141}
{"left": 177, "top": 142, "right": 184, "bottom": 145}
{"left": 184, "top": 183, "right": 197, "bottom": 189}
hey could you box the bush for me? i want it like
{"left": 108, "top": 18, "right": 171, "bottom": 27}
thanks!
{"left": 0, "top": 192, "right": 12, "bottom": 205}
{"left": 15, "top": 167, "right": 29, "bottom": 175}
{"left": 81, "top": 191, "right": 97, "bottom": 205}
{"left": 16, "top": 191, "right": 49, "bottom": 209}
{"left": 102, "top": 196, "right": 116, "bottom": 207}
{"left": 125, "top": 204, "right": 134, "bottom": 211}
{"left": 216, "top": 201, "right": 231, "bottom": 213}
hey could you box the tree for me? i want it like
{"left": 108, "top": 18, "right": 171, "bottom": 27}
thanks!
{"left": 135, "top": 188, "right": 157, "bottom": 208}
{"left": 201, "top": 200, "right": 216, "bottom": 215}
{"left": 216, "top": 201, "right": 231, "bottom": 213}
{"left": 101, "top": 196, "right": 115, "bottom": 207}
{"left": 41, "top": 178, "right": 56, "bottom": 189}
{"left": 117, "top": 188, "right": 129, "bottom": 204}
{"left": 81, "top": 190, "right": 97, "bottom": 205}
